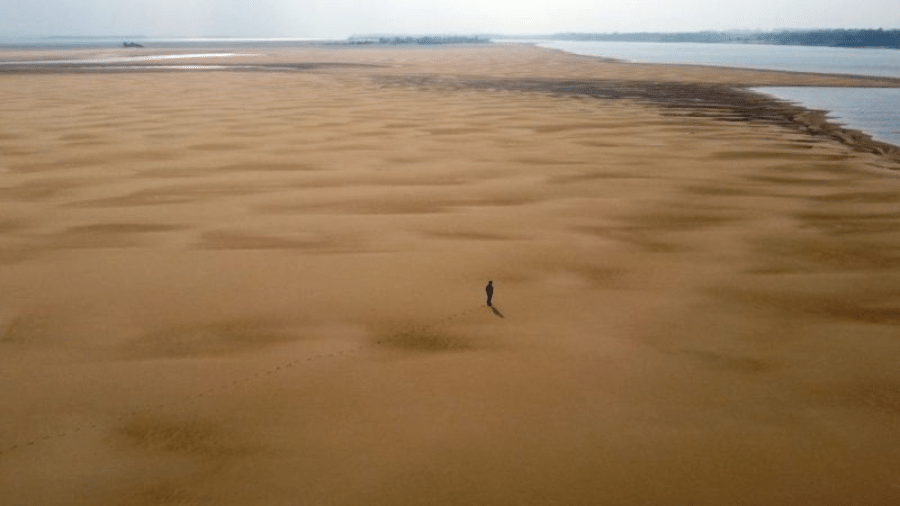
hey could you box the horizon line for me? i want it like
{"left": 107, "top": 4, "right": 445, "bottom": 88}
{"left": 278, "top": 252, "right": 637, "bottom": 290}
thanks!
{"left": 3, "top": 27, "right": 900, "bottom": 40}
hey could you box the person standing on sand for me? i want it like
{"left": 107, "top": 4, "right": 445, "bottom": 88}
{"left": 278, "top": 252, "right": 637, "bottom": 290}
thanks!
{"left": 486, "top": 281, "right": 494, "bottom": 306}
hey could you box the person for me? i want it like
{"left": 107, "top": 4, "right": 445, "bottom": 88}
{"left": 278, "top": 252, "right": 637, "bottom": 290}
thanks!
{"left": 485, "top": 280, "right": 494, "bottom": 306}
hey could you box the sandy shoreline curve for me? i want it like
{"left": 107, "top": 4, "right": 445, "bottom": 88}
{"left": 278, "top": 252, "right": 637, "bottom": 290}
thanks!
{"left": 2, "top": 43, "right": 900, "bottom": 505}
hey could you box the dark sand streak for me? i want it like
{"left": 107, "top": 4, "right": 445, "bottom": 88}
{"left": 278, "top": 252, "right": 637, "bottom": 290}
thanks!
{"left": 0, "top": 62, "right": 386, "bottom": 74}
{"left": 374, "top": 74, "right": 900, "bottom": 165}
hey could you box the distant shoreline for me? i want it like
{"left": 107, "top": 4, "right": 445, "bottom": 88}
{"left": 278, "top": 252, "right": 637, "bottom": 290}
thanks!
{"left": 498, "top": 29, "right": 900, "bottom": 50}
{"left": 4, "top": 30, "right": 900, "bottom": 50}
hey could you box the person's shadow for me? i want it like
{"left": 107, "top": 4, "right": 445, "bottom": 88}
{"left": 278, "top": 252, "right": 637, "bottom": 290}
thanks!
{"left": 489, "top": 306, "right": 504, "bottom": 318}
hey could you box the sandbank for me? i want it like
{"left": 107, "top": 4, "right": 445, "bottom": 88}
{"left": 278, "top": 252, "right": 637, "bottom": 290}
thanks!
{"left": 1, "top": 43, "right": 899, "bottom": 505}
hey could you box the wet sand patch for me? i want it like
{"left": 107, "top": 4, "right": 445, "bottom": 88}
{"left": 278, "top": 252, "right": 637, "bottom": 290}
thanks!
{"left": 674, "top": 348, "right": 776, "bottom": 374}
{"left": 261, "top": 192, "right": 541, "bottom": 215}
{"left": 0, "top": 311, "right": 61, "bottom": 345}
{"left": 108, "top": 415, "right": 253, "bottom": 505}
{"left": 417, "top": 230, "right": 519, "bottom": 241}
{"left": 711, "top": 283, "right": 900, "bottom": 325}
{"left": 747, "top": 234, "right": 900, "bottom": 272}
{"left": 713, "top": 150, "right": 852, "bottom": 161}
{"left": 188, "top": 142, "right": 248, "bottom": 151}
{"left": 73, "top": 184, "right": 273, "bottom": 207}
{"left": 194, "top": 230, "right": 355, "bottom": 252}
{"left": 117, "top": 320, "right": 300, "bottom": 359}
{"left": 376, "top": 328, "right": 480, "bottom": 353}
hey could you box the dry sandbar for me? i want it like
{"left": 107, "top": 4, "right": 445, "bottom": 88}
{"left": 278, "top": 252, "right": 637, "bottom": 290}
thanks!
{"left": 2, "top": 43, "right": 899, "bottom": 505}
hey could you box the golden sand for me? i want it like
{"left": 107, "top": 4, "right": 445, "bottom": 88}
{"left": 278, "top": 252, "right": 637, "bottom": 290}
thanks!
{"left": 1, "top": 44, "right": 900, "bottom": 505}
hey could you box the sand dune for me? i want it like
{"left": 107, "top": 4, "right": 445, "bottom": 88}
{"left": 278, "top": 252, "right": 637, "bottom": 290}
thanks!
{"left": 1, "top": 43, "right": 900, "bottom": 505}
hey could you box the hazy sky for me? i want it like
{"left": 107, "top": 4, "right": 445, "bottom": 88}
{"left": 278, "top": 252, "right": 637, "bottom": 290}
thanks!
{"left": 2, "top": 0, "right": 898, "bottom": 38}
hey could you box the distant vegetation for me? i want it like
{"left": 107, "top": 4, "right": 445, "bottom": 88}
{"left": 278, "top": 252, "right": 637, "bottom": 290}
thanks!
{"left": 538, "top": 29, "right": 900, "bottom": 49}
{"left": 348, "top": 35, "right": 489, "bottom": 45}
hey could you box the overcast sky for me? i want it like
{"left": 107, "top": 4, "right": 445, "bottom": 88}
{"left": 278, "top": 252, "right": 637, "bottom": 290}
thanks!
{"left": 2, "top": 0, "right": 898, "bottom": 38}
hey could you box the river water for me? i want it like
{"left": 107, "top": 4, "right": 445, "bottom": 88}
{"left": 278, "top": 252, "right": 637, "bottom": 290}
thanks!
{"left": 537, "top": 40, "right": 900, "bottom": 147}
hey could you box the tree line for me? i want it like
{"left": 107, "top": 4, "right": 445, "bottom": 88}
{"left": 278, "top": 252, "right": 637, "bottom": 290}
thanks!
{"left": 545, "top": 29, "right": 900, "bottom": 48}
